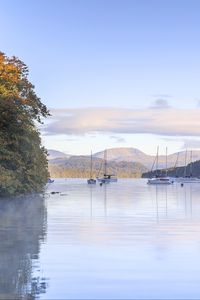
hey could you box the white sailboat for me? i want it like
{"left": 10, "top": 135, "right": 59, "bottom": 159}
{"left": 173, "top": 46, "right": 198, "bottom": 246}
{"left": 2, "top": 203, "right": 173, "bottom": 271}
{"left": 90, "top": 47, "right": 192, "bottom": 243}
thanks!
{"left": 147, "top": 147, "right": 174, "bottom": 185}
{"left": 96, "top": 149, "right": 117, "bottom": 183}
{"left": 175, "top": 150, "right": 200, "bottom": 183}
{"left": 87, "top": 151, "right": 96, "bottom": 184}
{"left": 147, "top": 177, "right": 173, "bottom": 184}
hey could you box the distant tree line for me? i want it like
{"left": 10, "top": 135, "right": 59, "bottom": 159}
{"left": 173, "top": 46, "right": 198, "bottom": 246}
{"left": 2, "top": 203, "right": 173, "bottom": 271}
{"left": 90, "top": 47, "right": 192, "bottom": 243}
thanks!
{"left": 142, "top": 160, "right": 200, "bottom": 178}
{"left": 0, "top": 52, "right": 50, "bottom": 196}
{"left": 48, "top": 157, "right": 147, "bottom": 178}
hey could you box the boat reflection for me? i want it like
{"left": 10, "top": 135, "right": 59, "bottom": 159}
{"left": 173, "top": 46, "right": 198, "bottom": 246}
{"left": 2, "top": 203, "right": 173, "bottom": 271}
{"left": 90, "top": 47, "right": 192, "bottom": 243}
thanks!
{"left": 0, "top": 194, "right": 47, "bottom": 299}
{"left": 153, "top": 182, "right": 194, "bottom": 222}
{"left": 89, "top": 183, "right": 108, "bottom": 218}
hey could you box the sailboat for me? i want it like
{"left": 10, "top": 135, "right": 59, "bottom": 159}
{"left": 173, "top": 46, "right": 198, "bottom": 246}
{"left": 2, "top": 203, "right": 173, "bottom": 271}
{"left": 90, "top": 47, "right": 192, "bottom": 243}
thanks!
{"left": 175, "top": 150, "right": 200, "bottom": 183}
{"left": 96, "top": 149, "right": 117, "bottom": 183}
{"left": 87, "top": 151, "right": 96, "bottom": 184}
{"left": 147, "top": 147, "right": 174, "bottom": 185}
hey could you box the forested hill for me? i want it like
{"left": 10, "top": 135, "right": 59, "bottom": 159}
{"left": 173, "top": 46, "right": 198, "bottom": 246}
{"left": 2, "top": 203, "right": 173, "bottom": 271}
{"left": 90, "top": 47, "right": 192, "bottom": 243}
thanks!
{"left": 48, "top": 148, "right": 200, "bottom": 169}
{"left": 48, "top": 156, "right": 148, "bottom": 178}
{"left": 142, "top": 160, "right": 200, "bottom": 178}
{"left": 0, "top": 52, "right": 49, "bottom": 196}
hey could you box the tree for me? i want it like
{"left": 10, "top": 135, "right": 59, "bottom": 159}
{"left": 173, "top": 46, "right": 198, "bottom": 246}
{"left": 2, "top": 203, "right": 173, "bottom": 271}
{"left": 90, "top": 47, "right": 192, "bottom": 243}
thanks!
{"left": 0, "top": 52, "right": 50, "bottom": 196}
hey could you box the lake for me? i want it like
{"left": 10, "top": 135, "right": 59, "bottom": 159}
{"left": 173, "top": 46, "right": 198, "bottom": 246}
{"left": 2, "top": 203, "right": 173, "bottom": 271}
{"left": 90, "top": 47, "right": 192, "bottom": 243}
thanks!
{"left": 1, "top": 178, "right": 200, "bottom": 299}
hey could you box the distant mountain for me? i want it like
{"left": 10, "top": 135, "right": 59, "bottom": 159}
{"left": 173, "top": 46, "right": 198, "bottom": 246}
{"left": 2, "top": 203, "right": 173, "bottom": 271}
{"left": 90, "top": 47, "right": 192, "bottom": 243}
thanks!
{"left": 47, "top": 149, "right": 70, "bottom": 160}
{"left": 48, "top": 156, "right": 148, "bottom": 178}
{"left": 48, "top": 147, "right": 200, "bottom": 178}
{"left": 94, "top": 147, "right": 148, "bottom": 162}
{"left": 93, "top": 147, "right": 200, "bottom": 169}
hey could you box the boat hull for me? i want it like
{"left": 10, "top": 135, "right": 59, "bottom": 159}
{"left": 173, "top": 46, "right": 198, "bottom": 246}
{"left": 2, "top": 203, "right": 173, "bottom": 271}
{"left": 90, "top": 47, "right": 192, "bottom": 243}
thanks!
{"left": 97, "top": 178, "right": 118, "bottom": 183}
{"left": 87, "top": 179, "right": 96, "bottom": 184}
{"left": 147, "top": 177, "right": 174, "bottom": 185}
{"left": 174, "top": 177, "right": 200, "bottom": 183}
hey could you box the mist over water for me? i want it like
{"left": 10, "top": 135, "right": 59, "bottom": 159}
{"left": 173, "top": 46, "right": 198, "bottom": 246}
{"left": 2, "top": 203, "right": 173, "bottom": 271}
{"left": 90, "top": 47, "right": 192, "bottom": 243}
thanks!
{"left": 1, "top": 179, "right": 200, "bottom": 299}
{"left": 0, "top": 195, "right": 47, "bottom": 299}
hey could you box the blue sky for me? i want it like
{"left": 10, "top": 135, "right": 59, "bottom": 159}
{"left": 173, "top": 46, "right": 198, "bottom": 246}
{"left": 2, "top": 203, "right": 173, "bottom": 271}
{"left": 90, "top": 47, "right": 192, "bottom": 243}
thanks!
{"left": 1, "top": 0, "right": 200, "bottom": 155}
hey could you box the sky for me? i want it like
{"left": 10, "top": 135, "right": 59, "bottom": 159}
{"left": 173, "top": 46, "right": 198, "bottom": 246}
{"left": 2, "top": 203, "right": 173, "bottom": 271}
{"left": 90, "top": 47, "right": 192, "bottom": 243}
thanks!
{"left": 1, "top": 0, "right": 200, "bottom": 155}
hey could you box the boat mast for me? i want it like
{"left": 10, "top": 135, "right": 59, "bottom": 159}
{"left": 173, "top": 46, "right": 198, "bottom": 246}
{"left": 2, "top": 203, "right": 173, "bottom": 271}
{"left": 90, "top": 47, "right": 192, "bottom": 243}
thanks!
{"left": 104, "top": 149, "right": 107, "bottom": 176}
{"left": 90, "top": 150, "right": 93, "bottom": 179}
{"left": 150, "top": 155, "right": 157, "bottom": 173}
{"left": 189, "top": 150, "right": 193, "bottom": 177}
{"left": 165, "top": 147, "right": 168, "bottom": 177}
{"left": 96, "top": 160, "right": 103, "bottom": 178}
{"left": 174, "top": 152, "right": 179, "bottom": 177}
{"left": 156, "top": 146, "right": 159, "bottom": 177}
{"left": 184, "top": 149, "right": 187, "bottom": 177}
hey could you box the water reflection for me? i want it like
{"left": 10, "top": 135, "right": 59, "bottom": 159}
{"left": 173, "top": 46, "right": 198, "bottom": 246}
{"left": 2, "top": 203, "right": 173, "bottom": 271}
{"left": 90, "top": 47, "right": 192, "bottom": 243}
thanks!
{"left": 89, "top": 185, "right": 94, "bottom": 219}
{"left": 103, "top": 184, "right": 107, "bottom": 218}
{"left": 0, "top": 195, "right": 47, "bottom": 299}
{"left": 89, "top": 183, "right": 108, "bottom": 219}
{"left": 41, "top": 179, "right": 200, "bottom": 299}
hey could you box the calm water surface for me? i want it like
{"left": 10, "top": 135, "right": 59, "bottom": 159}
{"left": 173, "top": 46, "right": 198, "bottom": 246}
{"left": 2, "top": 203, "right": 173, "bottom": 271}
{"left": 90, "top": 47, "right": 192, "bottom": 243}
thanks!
{"left": 1, "top": 179, "right": 200, "bottom": 299}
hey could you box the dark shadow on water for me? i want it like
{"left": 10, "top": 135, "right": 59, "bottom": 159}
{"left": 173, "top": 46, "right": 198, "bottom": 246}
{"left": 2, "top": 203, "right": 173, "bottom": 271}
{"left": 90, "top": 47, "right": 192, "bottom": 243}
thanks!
{"left": 0, "top": 194, "right": 47, "bottom": 299}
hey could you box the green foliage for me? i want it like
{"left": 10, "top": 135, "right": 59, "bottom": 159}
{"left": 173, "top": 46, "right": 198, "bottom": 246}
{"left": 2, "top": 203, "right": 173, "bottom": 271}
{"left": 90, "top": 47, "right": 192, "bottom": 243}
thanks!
{"left": 0, "top": 52, "right": 50, "bottom": 196}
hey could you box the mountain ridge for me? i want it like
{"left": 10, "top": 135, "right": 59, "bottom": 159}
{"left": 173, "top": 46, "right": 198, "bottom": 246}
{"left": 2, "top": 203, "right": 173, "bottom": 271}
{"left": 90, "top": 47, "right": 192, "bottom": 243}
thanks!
{"left": 48, "top": 147, "right": 200, "bottom": 169}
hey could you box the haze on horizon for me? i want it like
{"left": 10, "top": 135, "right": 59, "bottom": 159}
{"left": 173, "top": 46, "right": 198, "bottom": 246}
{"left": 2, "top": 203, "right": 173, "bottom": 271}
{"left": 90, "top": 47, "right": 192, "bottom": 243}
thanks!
{"left": 1, "top": 0, "right": 200, "bottom": 155}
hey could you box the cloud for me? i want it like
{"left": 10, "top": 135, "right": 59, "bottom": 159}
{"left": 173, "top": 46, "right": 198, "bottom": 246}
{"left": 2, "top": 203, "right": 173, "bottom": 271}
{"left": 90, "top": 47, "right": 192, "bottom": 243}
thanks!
{"left": 150, "top": 98, "right": 170, "bottom": 109}
{"left": 110, "top": 135, "right": 126, "bottom": 143}
{"left": 42, "top": 107, "right": 200, "bottom": 137}
{"left": 65, "top": 138, "right": 77, "bottom": 142}
{"left": 196, "top": 99, "right": 200, "bottom": 107}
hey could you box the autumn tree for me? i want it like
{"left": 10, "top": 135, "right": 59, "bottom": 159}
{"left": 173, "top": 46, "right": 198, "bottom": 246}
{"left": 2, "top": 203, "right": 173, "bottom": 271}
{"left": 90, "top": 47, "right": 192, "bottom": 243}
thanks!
{"left": 0, "top": 52, "right": 50, "bottom": 196}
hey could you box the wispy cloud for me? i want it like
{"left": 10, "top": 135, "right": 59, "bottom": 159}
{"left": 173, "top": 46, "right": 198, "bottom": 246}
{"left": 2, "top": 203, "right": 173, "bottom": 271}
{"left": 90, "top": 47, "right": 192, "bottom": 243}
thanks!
{"left": 65, "top": 138, "right": 77, "bottom": 142}
{"left": 110, "top": 135, "right": 126, "bottom": 143}
{"left": 42, "top": 107, "right": 200, "bottom": 137}
{"left": 196, "top": 99, "right": 200, "bottom": 107}
{"left": 150, "top": 98, "right": 171, "bottom": 109}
